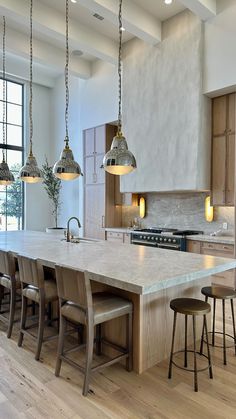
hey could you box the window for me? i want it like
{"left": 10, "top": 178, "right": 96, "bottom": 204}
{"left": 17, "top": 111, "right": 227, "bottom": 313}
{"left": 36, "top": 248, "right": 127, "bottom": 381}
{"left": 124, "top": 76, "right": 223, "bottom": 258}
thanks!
{"left": 0, "top": 79, "right": 24, "bottom": 231}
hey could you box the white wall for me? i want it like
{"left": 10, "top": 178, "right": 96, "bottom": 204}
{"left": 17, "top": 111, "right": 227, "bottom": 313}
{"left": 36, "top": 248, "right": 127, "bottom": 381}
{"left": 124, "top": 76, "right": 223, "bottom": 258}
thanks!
{"left": 80, "top": 59, "right": 118, "bottom": 130}
{"left": 25, "top": 82, "right": 53, "bottom": 231}
{"left": 204, "top": 0, "right": 236, "bottom": 95}
{"left": 50, "top": 75, "right": 83, "bottom": 234}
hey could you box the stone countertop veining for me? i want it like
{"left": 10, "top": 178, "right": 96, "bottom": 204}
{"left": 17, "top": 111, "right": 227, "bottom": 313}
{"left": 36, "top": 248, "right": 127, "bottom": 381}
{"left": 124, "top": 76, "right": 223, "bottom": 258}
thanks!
{"left": 1, "top": 231, "right": 236, "bottom": 295}
{"left": 187, "top": 235, "right": 235, "bottom": 245}
{"left": 105, "top": 227, "right": 134, "bottom": 234}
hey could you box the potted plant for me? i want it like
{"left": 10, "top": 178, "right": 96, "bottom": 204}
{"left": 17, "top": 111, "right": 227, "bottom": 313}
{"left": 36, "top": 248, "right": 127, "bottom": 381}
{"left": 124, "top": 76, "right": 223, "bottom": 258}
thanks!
{"left": 42, "top": 158, "right": 65, "bottom": 235}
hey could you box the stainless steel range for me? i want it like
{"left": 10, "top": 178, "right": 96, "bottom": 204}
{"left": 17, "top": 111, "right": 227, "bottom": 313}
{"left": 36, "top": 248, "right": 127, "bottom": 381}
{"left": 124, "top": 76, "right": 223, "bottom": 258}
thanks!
{"left": 131, "top": 228, "right": 203, "bottom": 251}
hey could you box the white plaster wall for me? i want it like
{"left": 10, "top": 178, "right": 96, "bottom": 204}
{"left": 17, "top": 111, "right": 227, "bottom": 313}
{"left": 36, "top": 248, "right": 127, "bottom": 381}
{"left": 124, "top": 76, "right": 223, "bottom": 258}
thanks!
{"left": 50, "top": 75, "right": 83, "bottom": 234}
{"left": 80, "top": 60, "right": 118, "bottom": 130}
{"left": 25, "top": 82, "right": 53, "bottom": 231}
{"left": 121, "top": 10, "right": 211, "bottom": 193}
{"left": 204, "top": 0, "right": 236, "bottom": 95}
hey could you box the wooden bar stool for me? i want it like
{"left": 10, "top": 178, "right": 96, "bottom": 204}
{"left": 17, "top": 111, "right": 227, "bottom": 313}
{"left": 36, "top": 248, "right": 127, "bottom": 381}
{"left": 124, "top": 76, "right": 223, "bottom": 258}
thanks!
{"left": 17, "top": 255, "right": 58, "bottom": 361}
{"left": 0, "top": 250, "right": 21, "bottom": 338}
{"left": 168, "top": 298, "right": 213, "bottom": 392}
{"left": 200, "top": 286, "right": 236, "bottom": 365}
{"left": 55, "top": 265, "right": 133, "bottom": 396}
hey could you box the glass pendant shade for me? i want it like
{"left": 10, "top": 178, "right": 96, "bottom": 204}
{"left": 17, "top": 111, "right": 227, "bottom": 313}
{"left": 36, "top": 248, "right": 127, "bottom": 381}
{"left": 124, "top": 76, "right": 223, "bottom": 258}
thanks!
{"left": 53, "top": 138, "right": 81, "bottom": 181}
{"left": 19, "top": 153, "right": 43, "bottom": 184}
{"left": 103, "top": 132, "right": 136, "bottom": 175}
{"left": 0, "top": 159, "right": 15, "bottom": 185}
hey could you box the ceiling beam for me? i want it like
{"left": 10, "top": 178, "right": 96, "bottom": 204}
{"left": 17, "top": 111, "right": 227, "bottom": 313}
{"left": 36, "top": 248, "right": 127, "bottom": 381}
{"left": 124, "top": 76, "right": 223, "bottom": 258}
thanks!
{"left": 179, "top": 0, "right": 216, "bottom": 20}
{"left": 77, "top": 0, "right": 162, "bottom": 45}
{"left": 0, "top": 0, "right": 118, "bottom": 64}
{"left": 0, "top": 23, "right": 91, "bottom": 80}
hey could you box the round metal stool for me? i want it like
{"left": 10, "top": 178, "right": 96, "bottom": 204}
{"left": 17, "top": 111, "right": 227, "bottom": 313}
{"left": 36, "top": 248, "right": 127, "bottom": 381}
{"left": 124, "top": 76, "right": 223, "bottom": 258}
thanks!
{"left": 168, "top": 298, "right": 213, "bottom": 392}
{"left": 200, "top": 286, "right": 236, "bottom": 365}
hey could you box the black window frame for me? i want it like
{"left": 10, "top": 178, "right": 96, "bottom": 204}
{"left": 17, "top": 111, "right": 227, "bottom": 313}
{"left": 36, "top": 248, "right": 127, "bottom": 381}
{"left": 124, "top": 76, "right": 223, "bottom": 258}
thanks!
{"left": 0, "top": 77, "right": 25, "bottom": 231}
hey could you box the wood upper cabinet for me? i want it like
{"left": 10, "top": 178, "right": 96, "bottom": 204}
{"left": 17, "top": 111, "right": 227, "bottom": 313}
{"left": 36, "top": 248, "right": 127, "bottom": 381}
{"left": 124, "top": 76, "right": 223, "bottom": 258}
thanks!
{"left": 84, "top": 124, "right": 121, "bottom": 240}
{"left": 211, "top": 93, "right": 235, "bottom": 206}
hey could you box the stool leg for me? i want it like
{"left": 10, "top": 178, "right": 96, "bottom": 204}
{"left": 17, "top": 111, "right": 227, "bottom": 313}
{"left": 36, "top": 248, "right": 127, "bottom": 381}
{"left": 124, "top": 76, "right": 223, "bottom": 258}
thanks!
{"left": 18, "top": 295, "right": 27, "bottom": 347}
{"left": 35, "top": 299, "right": 45, "bottom": 361}
{"left": 83, "top": 321, "right": 94, "bottom": 396}
{"left": 200, "top": 296, "right": 208, "bottom": 355}
{"left": 204, "top": 314, "right": 213, "bottom": 379}
{"left": 95, "top": 324, "right": 102, "bottom": 356}
{"left": 184, "top": 315, "right": 188, "bottom": 368}
{"left": 126, "top": 311, "right": 133, "bottom": 372}
{"left": 7, "top": 284, "right": 16, "bottom": 339}
{"left": 222, "top": 299, "right": 227, "bottom": 365}
{"left": 230, "top": 299, "right": 236, "bottom": 356}
{"left": 168, "top": 311, "right": 177, "bottom": 379}
{"left": 55, "top": 314, "right": 66, "bottom": 377}
{"left": 192, "top": 315, "right": 198, "bottom": 392}
{"left": 212, "top": 298, "right": 216, "bottom": 347}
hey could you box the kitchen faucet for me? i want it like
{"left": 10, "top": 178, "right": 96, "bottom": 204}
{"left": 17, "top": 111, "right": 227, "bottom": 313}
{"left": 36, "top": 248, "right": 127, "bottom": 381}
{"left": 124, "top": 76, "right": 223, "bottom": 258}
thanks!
{"left": 66, "top": 217, "right": 81, "bottom": 242}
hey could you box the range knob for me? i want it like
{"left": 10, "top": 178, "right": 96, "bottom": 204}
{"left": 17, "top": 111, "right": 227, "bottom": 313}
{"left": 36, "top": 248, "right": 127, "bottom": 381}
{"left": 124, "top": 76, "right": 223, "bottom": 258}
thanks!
{"left": 173, "top": 239, "right": 176, "bottom": 243}
{"left": 164, "top": 238, "right": 167, "bottom": 242}
{"left": 160, "top": 238, "right": 163, "bottom": 242}
{"left": 140, "top": 235, "right": 143, "bottom": 239}
{"left": 168, "top": 238, "right": 171, "bottom": 243}
{"left": 147, "top": 236, "right": 150, "bottom": 240}
{"left": 151, "top": 237, "right": 154, "bottom": 241}
{"left": 155, "top": 237, "right": 158, "bottom": 241}
{"left": 143, "top": 236, "right": 146, "bottom": 239}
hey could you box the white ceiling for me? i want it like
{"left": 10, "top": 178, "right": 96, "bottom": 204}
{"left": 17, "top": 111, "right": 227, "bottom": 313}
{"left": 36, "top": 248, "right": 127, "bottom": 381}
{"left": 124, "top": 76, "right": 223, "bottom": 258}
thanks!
{"left": 0, "top": 0, "right": 219, "bottom": 85}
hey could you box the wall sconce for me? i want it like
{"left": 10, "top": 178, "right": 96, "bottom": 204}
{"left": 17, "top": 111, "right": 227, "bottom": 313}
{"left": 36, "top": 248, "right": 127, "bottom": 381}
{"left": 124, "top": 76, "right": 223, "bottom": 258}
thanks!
{"left": 205, "top": 196, "right": 214, "bottom": 222}
{"left": 139, "top": 196, "right": 146, "bottom": 218}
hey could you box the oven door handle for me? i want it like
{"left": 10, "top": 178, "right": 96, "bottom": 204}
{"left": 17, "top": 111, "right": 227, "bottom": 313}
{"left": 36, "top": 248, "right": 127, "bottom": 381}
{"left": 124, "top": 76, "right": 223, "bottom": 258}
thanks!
{"left": 157, "top": 243, "right": 180, "bottom": 250}
{"left": 132, "top": 240, "right": 157, "bottom": 247}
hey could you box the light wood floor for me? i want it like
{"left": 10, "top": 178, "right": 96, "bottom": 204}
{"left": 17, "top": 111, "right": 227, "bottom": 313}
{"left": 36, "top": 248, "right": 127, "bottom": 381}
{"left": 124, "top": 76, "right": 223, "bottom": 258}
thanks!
{"left": 1, "top": 300, "right": 236, "bottom": 419}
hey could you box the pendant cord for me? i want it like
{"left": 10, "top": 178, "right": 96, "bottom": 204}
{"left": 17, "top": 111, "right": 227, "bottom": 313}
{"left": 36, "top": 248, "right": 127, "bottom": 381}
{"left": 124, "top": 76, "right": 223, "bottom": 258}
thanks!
{"left": 65, "top": 0, "right": 69, "bottom": 147}
{"left": 29, "top": 0, "right": 33, "bottom": 156}
{"left": 2, "top": 16, "right": 6, "bottom": 162}
{"left": 118, "top": 0, "right": 123, "bottom": 135}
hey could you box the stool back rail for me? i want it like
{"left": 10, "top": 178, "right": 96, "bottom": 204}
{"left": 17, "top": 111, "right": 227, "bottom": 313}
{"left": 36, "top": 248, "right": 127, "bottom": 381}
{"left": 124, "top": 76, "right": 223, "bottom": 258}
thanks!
{"left": 55, "top": 265, "right": 133, "bottom": 396}
{"left": 17, "top": 255, "right": 58, "bottom": 360}
{"left": 168, "top": 298, "right": 213, "bottom": 392}
{"left": 200, "top": 286, "right": 236, "bottom": 365}
{"left": 0, "top": 249, "right": 20, "bottom": 338}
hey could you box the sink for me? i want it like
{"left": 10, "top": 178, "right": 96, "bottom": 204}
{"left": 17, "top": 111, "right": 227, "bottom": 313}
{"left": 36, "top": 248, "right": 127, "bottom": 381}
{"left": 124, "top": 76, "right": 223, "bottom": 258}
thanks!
{"left": 61, "top": 237, "right": 98, "bottom": 244}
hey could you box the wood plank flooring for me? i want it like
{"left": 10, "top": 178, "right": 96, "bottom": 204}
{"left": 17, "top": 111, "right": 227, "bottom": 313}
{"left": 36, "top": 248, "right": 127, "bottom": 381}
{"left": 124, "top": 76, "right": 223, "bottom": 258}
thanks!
{"left": 0, "top": 299, "right": 236, "bottom": 418}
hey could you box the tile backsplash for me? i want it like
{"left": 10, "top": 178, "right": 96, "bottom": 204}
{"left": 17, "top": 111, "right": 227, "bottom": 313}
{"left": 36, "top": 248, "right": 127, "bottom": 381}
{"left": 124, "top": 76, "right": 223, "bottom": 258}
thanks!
{"left": 122, "top": 192, "right": 235, "bottom": 235}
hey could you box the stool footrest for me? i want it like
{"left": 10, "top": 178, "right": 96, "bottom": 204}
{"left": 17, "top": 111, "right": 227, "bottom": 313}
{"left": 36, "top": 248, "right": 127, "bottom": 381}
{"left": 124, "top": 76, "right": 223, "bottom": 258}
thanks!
{"left": 172, "top": 349, "right": 212, "bottom": 373}
{"left": 203, "top": 331, "right": 236, "bottom": 349}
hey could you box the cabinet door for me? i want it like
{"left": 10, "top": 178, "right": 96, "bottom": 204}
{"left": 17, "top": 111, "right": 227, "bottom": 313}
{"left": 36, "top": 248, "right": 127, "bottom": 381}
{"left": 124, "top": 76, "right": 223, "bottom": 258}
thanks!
{"left": 84, "top": 128, "right": 95, "bottom": 156}
{"left": 228, "top": 93, "right": 235, "bottom": 134}
{"left": 84, "top": 156, "right": 95, "bottom": 185}
{"left": 95, "top": 125, "right": 106, "bottom": 154}
{"left": 186, "top": 240, "right": 201, "bottom": 254}
{"left": 212, "top": 136, "right": 226, "bottom": 205}
{"left": 226, "top": 133, "right": 235, "bottom": 205}
{"left": 84, "top": 184, "right": 105, "bottom": 240}
{"left": 95, "top": 154, "right": 105, "bottom": 184}
{"left": 212, "top": 96, "right": 227, "bottom": 136}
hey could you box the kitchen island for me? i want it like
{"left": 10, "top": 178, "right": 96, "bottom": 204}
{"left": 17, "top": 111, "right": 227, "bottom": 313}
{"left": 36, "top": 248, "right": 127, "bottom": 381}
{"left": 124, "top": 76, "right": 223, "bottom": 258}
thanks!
{"left": 1, "top": 231, "right": 236, "bottom": 373}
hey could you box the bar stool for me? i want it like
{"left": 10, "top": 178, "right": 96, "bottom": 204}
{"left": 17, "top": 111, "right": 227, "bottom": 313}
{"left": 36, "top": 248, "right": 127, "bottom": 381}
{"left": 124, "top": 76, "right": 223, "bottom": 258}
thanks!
{"left": 17, "top": 255, "right": 58, "bottom": 360}
{"left": 168, "top": 298, "right": 213, "bottom": 392}
{"left": 55, "top": 265, "right": 133, "bottom": 396}
{"left": 200, "top": 286, "right": 236, "bottom": 365}
{"left": 0, "top": 250, "right": 21, "bottom": 338}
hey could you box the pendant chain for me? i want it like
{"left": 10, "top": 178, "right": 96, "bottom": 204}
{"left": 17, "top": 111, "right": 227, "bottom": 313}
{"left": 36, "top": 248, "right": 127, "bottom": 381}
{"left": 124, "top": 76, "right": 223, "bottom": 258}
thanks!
{"left": 29, "top": 0, "right": 33, "bottom": 156}
{"left": 118, "top": 0, "right": 123, "bottom": 134}
{"left": 2, "top": 16, "right": 6, "bottom": 161}
{"left": 65, "top": 0, "right": 69, "bottom": 144}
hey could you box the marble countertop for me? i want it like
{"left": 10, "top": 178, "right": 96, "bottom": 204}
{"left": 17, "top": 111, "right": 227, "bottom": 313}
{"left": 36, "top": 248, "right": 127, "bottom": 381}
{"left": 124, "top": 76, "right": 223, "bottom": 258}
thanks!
{"left": 105, "top": 227, "right": 133, "bottom": 234}
{"left": 1, "top": 231, "right": 236, "bottom": 295}
{"left": 187, "top": 235, "right": 235, "bottom": 245}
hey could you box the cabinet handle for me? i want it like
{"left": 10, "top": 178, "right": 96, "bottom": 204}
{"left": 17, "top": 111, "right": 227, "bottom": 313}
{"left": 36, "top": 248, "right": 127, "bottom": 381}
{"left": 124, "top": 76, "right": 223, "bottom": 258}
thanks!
{"left": 93, "top": 173, "right": 97, "bottom": 183}
{"left": 223, "top": 246, "right": 230, "bottom": 250}
{"left": 102, "top": 216, "right": 105, "bottom": 228}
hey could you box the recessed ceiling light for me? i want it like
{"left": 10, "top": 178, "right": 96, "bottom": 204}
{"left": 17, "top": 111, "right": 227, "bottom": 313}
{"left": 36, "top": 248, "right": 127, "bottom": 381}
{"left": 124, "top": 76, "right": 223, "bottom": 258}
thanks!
{"left": 71, "top": 0, "right": 77, "bottom": 3}
{"left": 164, "top": 0, "right": 172, "bottom": 4}
{"left": 120, "top": 26, "right": 125, "bottom": 32}
{"left": 72, "top": 50, "right": 83, "bottom": 56}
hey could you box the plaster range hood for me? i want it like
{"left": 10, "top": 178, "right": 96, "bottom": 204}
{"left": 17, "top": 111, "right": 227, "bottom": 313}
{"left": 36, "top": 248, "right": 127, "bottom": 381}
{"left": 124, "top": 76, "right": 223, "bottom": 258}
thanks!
{"left": 120, "top": 10, "right": 211, "bottom": 194}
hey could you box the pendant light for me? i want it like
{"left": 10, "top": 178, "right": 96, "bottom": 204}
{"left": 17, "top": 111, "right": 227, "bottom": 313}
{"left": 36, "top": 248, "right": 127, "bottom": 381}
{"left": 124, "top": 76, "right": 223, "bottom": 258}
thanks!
{"left": 19, "top": 0, "right": 42, "bottom": 184}
{"left": 0, "top": 17, "right": 14, "bottom": 186}
{"left": 53, "top": 0, "right": 81, "bottom": 181}
{"left": 103, "top": 0, "right": 136, "bottom": 176}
